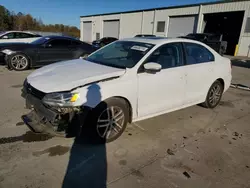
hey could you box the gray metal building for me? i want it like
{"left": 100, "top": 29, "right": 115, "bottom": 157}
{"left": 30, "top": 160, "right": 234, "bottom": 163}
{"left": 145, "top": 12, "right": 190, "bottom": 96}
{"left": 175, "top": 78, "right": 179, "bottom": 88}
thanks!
{"left": 80, "top": 0, "right": 250, "bottom": 56}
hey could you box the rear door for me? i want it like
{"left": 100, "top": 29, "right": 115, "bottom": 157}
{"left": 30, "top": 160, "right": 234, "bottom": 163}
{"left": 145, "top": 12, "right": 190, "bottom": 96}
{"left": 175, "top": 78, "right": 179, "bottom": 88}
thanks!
{"left": 37, "top": 39, "right": 72, "bottom": 65}
{"left": 183, "top": 42, "right": 215, "bottom": 105}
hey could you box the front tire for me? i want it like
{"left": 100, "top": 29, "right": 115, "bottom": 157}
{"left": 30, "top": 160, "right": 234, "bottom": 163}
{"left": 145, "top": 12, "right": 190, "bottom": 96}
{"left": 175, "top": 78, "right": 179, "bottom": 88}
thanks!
{"left": 89, "top": 98, "right": 129, "bottom": 143}
{"left": 8, "top": 53, "right": 30, "bottom": 71}
{"left": 202, "top": 80, "right": 223, "bottom": 108}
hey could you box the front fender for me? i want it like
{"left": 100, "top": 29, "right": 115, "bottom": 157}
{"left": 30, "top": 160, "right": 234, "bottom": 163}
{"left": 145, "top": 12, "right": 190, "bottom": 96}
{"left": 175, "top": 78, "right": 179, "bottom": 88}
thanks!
{"left": 72, "top": 77, "right": 137, "bottom": 119}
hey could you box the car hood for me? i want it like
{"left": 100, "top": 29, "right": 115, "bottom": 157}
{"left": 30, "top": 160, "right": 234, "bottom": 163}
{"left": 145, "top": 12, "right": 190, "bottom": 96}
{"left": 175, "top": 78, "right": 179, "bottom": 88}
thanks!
{"left": 27, "top": 59, "right": 126, "bottom": 93}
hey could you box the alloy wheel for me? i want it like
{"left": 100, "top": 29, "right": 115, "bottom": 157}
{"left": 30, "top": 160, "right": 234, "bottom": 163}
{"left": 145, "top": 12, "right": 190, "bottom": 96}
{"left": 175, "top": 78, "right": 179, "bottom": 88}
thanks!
{"left": 97, "top": 106, "right": 125, "bottom": 140}
{"left": 208, "top": 83, "right": 222, "bottom": 106}
{"left": 11, "top": 55, "right": 28, "bottom": 70}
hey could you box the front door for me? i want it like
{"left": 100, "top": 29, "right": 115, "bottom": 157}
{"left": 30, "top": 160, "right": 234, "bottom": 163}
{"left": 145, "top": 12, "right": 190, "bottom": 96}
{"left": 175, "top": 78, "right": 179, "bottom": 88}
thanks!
{"left": 37, "top": 39, "right": 73, "bottom": 65}
{"left": 137, "top": 42, "right": 186, "bottom": 118}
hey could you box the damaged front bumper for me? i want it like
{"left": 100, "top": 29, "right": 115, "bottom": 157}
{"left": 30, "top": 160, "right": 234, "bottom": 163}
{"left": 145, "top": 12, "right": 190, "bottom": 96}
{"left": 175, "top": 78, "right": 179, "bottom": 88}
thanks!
{"left": 21, "top": 86, "right": 88, "bottom": 136}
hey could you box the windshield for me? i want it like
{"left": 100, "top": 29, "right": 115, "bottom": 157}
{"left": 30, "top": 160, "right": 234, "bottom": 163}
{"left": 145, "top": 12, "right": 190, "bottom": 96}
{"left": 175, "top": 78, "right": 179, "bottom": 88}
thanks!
{"left": 31, "top": 36, "right": 51, "bottom": 45}
{"left": 0, "top": 31, "right": 6, "bottom": 36}
{"left": 86, "top": 41, "right": 154, "bottom": 68}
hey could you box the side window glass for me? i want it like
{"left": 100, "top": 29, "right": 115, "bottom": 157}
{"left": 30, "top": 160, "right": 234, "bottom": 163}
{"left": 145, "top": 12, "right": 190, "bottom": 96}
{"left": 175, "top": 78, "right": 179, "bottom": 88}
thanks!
{"left": 71, "top": 40, "right": 81, "bottom": 46}
{"left": 184, "top": 43, "right": 215, "bottom": 65}
{"left": 1, "top": 33, "right": 15, "bottom": 39}
{"left": 16, "top": 32, "right": 32, "bottom": 38}
{"left": 47, "top": 39, "right": 71, "bottom": 47}
{"left": 145, "top": 43, "right": 184, "bottom": 69}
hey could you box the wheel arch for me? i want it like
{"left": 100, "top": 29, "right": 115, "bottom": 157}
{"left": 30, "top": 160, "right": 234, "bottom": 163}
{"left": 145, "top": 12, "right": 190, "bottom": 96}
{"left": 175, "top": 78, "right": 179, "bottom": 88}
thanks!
{"left": 8, "top": 52, "right": 32, "bottom": 68}
{"left": 100, "top": 96, "right": 133, "bottom": 123}
{"left": 216, "top": 78, "right": 225, "bottom": 91}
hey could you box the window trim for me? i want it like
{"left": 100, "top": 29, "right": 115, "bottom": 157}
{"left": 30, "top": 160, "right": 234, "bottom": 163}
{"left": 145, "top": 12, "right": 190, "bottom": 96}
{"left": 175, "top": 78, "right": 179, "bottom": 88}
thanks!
{"left": 137, "top": 42, "right": 185, "bottom": 73}
{"left": 245, "top": 17, "right": 250, "bottom": 33}
{"left": 156, "top": 21, "right": 166, "bottom": 33}
{"left": 182, "top": 42, "right": 215, "bottom": 65}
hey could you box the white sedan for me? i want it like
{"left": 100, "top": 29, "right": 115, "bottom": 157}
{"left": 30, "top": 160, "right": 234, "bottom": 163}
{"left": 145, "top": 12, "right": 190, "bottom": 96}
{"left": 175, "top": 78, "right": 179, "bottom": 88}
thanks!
{"left": 21, "top": 37, "right": 232, "bottom": 143}
{"left": 0, "top": 31, "right": 41, "bottom": 43}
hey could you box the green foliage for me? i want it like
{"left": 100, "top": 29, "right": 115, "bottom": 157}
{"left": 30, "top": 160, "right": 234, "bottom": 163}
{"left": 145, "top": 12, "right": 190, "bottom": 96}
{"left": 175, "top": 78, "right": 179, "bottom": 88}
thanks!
{"left": 0, "top": 5, "right": 80, "bottom": 38}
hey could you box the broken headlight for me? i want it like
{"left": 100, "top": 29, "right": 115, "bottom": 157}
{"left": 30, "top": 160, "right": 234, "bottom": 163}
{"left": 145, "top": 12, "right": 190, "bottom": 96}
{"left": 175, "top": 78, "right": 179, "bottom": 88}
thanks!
{"left": 42, "top": 92, "right": 80, "bottom": 107}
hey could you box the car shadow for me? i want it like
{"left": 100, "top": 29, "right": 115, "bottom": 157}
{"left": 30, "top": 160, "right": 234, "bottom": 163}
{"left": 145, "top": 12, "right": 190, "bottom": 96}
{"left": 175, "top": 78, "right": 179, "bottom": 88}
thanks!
{"left": 62, "top": 83, "right": 108, "bottom": 188}
{"left": 231, "top": 59, "right": 250, "bottom": 69}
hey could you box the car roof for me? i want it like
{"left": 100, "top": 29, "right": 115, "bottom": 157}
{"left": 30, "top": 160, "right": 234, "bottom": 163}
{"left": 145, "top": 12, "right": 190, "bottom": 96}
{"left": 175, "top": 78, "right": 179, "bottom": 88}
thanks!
{"left": 0, "top": 30, "right": 39, "bottom": 37}
{"left": 120, "top": 37, "right": 202, "bottom": 45}
{"left": 3, "top": 31, "right": 35, "bottom": 34}
{"left": 40, "top": 35, "right": 79, "bottom": 41}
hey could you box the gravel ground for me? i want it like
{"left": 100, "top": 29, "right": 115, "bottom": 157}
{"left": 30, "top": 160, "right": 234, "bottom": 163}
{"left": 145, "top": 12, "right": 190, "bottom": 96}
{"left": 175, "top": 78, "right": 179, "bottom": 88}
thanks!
{"left": 0, "top": 61, "right": 249, "bottom": 188}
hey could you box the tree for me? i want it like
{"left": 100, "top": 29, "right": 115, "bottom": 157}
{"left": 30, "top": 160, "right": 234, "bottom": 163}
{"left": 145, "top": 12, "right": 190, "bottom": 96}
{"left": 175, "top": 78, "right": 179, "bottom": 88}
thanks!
{"left": 0, "top": 5, "right": 11, "bottom": 30}
{"left": 0, "top": 5, "right": 80, "bottom": 37}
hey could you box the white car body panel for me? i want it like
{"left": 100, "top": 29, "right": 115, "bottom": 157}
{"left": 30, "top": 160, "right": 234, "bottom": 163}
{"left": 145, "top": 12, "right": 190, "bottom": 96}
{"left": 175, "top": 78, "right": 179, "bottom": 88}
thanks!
{"left": 184, "top": 62, "right": 215, "bottom": 105}
{"left": 0, "top": 31, "right": 41, "bottom": 43}
{"left": 0, "top": 37, "right": 40, "bottom": 43}
{"left": 26, "top": 37, "right": 232, "bottom": 122}
{"left": 137, "top": 66, "right": 186, "bottom": 117}
{"left": 27, "top": 59, "right": 126, "bottom": 93}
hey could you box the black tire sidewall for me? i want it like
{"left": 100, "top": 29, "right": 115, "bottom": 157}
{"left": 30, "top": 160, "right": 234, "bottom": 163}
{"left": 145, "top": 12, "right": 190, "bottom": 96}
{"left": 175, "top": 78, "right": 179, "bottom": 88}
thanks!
{"left": 89, "top": 98, "right": 129, "bottom": 143}
{"left": 8, "top": 53, "right": 30, "bottom": 71}
{"left": 80, "top": 53, "right": 89, "bottom": 59}
{"left": 205, "top": 81, "right": 223, "bottom": 108}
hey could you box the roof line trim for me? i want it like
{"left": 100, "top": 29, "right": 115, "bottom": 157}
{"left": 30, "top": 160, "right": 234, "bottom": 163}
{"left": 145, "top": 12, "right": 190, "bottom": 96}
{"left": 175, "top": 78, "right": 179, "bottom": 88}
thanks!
{"left": 80, "top": 0, "right": 246, "bottom": 18}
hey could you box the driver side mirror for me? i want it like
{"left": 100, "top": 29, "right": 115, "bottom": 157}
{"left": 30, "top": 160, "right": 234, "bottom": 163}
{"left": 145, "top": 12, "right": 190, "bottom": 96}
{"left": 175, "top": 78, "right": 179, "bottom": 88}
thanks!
{"left": 143, "top": 62, "right": 162, "bottom": 73}
{"left": 2, "top": 36, "right": 8, "bottom": 39}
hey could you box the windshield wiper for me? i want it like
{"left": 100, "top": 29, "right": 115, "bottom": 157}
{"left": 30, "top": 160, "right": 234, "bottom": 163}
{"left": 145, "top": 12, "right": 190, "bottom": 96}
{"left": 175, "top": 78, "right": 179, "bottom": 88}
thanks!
{"left": 102, "top": 63, "right": 126, "bottom": 69}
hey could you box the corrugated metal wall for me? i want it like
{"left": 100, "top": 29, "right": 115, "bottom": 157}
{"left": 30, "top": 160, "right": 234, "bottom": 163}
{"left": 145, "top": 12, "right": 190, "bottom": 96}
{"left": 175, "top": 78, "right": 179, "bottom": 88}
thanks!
{"left": 202, "top": 1, "right": 249, "bottom": 13}
{"left": 142, "top": 11, "right": 154, "bottom": 35}
{"left": 120, "top": 12, "right": 143, "bottom": 38}
{"left": 80, "top": 1, "right": 250, "bottom": 56}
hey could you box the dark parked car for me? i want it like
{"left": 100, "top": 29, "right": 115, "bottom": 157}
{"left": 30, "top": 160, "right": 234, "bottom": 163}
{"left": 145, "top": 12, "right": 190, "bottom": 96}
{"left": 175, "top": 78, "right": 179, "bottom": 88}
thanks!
{"left": 92, "top": 37, "right": 118, "bottom": 49}
{"left": 180, "top": 33, "right": 227, "bottom": 55}
{"left": 135, "top": 34, "right": 156, "bottom": 38}
{"left": 1, "top": 36, "right": 95, "bottom": 71}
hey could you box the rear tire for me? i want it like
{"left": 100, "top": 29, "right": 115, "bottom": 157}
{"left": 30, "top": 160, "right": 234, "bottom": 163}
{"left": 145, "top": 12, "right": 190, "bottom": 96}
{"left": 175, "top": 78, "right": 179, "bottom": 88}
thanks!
{"left": 202, "top": 80, "right": 223, "bottom": 108}
{"left": 88, "top": 98, "right": 129, "bottom": 143}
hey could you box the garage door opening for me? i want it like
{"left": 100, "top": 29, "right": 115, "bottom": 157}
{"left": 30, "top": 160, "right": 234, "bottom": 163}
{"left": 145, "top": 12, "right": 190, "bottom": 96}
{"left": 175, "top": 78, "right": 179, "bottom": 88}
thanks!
{"left": 203, "top": 11, "right": 244, "bottom": 55}
{"left": 82, "top": 21, "right": 92, "bottom": 42}
{"left": 168, "top": 15, "right": 198, "bottom": 38}
{"left": 103, "top": 20, "right": 120, "bottom": 39}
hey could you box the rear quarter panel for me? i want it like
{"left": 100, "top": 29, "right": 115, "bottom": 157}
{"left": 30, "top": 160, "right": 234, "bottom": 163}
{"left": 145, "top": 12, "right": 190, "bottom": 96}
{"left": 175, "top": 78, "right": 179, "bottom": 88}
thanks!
{"left": 213, "top": 55, "right": 232, "bottom": 92}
